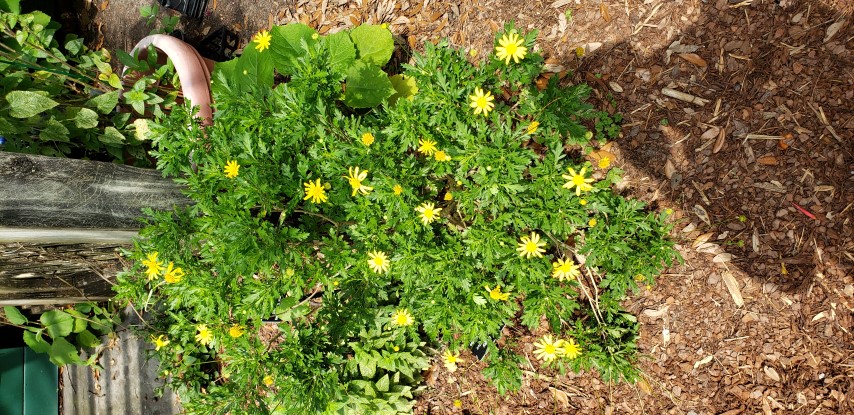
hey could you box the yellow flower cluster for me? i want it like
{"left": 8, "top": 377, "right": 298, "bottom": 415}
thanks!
{"left": 141, "top": 252, "right": 184, "bottom": 284}
{"left": 533, "top": 335, "right": 582, "bottom": 362}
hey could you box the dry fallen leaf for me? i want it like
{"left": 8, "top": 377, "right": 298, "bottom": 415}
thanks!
{"left": 752, "top": 229, "right": 760, "bottom": 253}
{"left": 642, "top": 305, "right": 670, "bottom": 319}
{"left": 694, "top": 355, "right": 714, "bottom": 369}
{"left": 664, "top": 159, "right": 676, "bottom": 180}
{"left": 722, "top": 271, "right": 745, "bottom": 307}
{"left": 692, "top": 232, "right": 715, "bottom": 249}
{"left": 589, "top": 149, "right": 617, "bottom": 166}
{"left": 701, "top": 126, "right": 720, "bottom": 140}
{"left": 550, "top": 387, "right": 570, "bottom": 408}
{"left": 754, "top": 182, "right": 787, "bottom": 193}
{"left": 693, "top": 204, "right": 711, "bottom": 226}
{"left": 679, "top": 53, "right": 708, "bottom": 68}
{"left": 637, "top": 378, "right": 653, "bottom": 395}
{"left": 665, "top": 40, "right": 700, "bottom": 64}
{"left": 713, "top": 128, "right": 726, "bottom": 154}
{"left": 713, "top": 253, "right": 733, "bottom": 263}
{"left": 824, "top": 20, "right": 845, "bottom": 43}
{"left": 600, "top": 1, "right": 611, "bottom": 22}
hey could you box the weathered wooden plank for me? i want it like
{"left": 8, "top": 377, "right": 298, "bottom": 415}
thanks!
{"left": 0, "top": 243, "right": 121, "bottom": 306}
{"left": 0, "top": 228, "right": 138, "bottom": 244}
{"left": 0, "top": 152, "right": 189, "bottom": 229}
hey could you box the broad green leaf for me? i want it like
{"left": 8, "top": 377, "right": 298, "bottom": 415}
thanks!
{"left": 3, "top": 306, "right": 28, "bottom": 325}
{"left": 39, "top": 117, "right": 70, "bottom": 142}
{"left": 41, "top": 310, "right": 74, "bottom": 338}
{"left": 72, "top": 315, "right": 87, "bottom": 333}
{"left": 6, "top": 91, "right": 59, "bottom": 118}
{"left": 99, "top": 126, "right": 126, "bottom": 144}
{"left": 236, "top": 44, "right": 274, "bottom": 90}
{"left": 323, "top": 31, "right": 355, "bottom": 76}
{"left": 343, "top": 60, "right": 394, "bottom": 108}
{"left": 64, "top": 34, "right": 83, "bottom": 55}
{"left": 86, "top": 90, "right": 119, "bottom": 114}
{"left": 49, "top": 337, "right": 81, "bottom": 366}
{"left": 0, "top": 116, "right": 21, "bottom": 134}
{"left": 376, "top": 374, "right": 390, "bottom": 392}
{"left": 349, "top": 24, "right": 394, "bottom": 67}
{"left": 23, "top": 331, "right": 51, "bottom": 354}
{"left": 358, "top": 357, "right": 377, "bottom": 378}
{"left": 269, "top": 23, "right": 317, "bottom": 75}
{"left": 388, "top": 74, "right": 418, "bottom": 105}
{"left": 77, "top": 330, "right": 100, "bottom": 348}
{"left": 69, "top": 107, "right": 99, "bottom": 129}
{"left": 0, "top": 0, "right": 20, "bottom": 13}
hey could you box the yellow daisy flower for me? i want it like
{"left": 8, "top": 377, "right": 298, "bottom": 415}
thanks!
{"left": 598, "top": 156, "right": 612, "bottom": 169}
{"left": 253, "top": 30, "right": 272, "bottom": 52}
{"left": 391, "top": 309, "right": 414, "bottom": 327}
{"left": 579, "top": 199, "right": 588, "bottom": 206}
{"left": 516, "top": 232, "right": 546, "bottom": 259}
{"left": 228, "top": 324, "right": 245, "bottom": 338}
{"left": 495, "top": 32, "right": 528, "bottom": 64}
{"left": 527, "top": 121, "right": 539, "bottom": 135}
{"left": 163, "top": 262, "right": 184, "bottom": 284}
{"left": 393, "top": 184, "right": 403, "bottom": 195}
{"left": 345, "top": 166, "right": 373, "bottom": 196}
{"left": 561, "top": 166, "right": 594, "bottom": 196}
{"left": 558, "top": 338, "right": 582, "bottom": 359}
{"left": 588, "top": 218, "right": 598, "bottom": 227}
{"left": 367, "top": 251, "right": 389, "bottom": 274}
{"left": 444, "top": 192, "right": 453, "bottom": 201}
{"left": 434, "top": 150, "right": 452, "bottom": 162}
{"left": 469, "top": 87, "right": 495, "bottom": 116}
{"left": 361, "top": 132, "right": 375, "bottom": 146}
{"left": 195, "top": 324, "right": 213, "bottom": 346}
{"left": 552, "top": 258, "right": 581, "bottom": 281}
{"left": 151, "top": 334, "right": 169, "bottom": 351}
{"left": 141, "top": 252, "right": 164, "bottom": 281}
{"left": 263, "top": 375, "right": 275, "bottom": 386}
{"left": 224, "top": 160, "right": 240, "bottom": 178}
{"left": 303, "top": 179, "right": 328, "bottom": 204}
{"left": 533, "top": 335, "right": 565, "bottom": 362}
{"left": 418, "top": 138, "right": 438, "bottom": 155}
{"left": 415, "top": 202, "right": 442, "bottom": 225}
{"left": 443, "top": 349, "right": 463, "bottom": 372}
{"left": 484, "top": 285, "right": 511, "bottom": 301}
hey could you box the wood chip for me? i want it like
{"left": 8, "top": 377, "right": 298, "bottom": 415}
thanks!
{"left": 824, "top": 20, "right": 845, "bottom": 43}
{"left": 757, "top": 155, "right": 778, "bottom": 165}
{"left": 752, "top": 229, "right": 760, "bottom": 253}
{"left": 753, "top": 182, "right": 787, "bottom": 193}
{"left": 662, "top": 87, "right": 709, "bottom": 106}
{"left": 763, "top": 366, "right": 781, "bottom": 382}
{"left": 679, "top": 53, "right": 708, "bottom": 68}
{"left": 722, "top": 271, "right": 744, "bottom": 307}
{"left": 551, "top": 0, "right": 573, "bottom": 8}
{"left": 694, "top": 355, "right": 714, "bottom": 369}
{"left": 713, "top": 253, "right": 733, "bottom": 263}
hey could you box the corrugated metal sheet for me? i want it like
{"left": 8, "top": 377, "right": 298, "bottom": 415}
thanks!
{"left": 61, "top": 316, "right": 182, "bottom": 415}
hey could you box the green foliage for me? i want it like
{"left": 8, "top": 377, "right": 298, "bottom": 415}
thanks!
{"left": 2, "top": 303, "right": 119, "bottom": 367}
{"left": 217, "top": 23, "right": 396, "bottom": 108}
{"left": 114, "top": 22, "right": 680, "bottom": 413}
{"left": 0, "top": 8, "right": 178, "bottom": 164}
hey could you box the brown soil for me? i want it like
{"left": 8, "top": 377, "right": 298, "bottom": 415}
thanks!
{"left": 84, "top": 0, "right": 853, "bottom": 413}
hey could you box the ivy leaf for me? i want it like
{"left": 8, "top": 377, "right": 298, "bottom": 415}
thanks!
{"left": 349, "top": 24, "right": 394, "bottom": 67}
{"left": 3, "top": 305, "right": 28, "bottom": 325}
{"left": 98, "top": 126, "right": 126, "bottom": 144}
{"left": 323, "top": 31, "right": 355, "bottom": 76}
{"left": 343, "top": 60, "right": 394, "bottom": 108}
{"left": 48, "top": 337, "right": 81, "bottom": 366}
{"left": 376, "top": 373, "right": 390, "bottom": 392}
{"left": 69, "top": 107, "right": 99, "bottom": 129}
{"left": 39, "top": 117, "right": 70, "bottom": 142}
{"left": 77, "top": 330, "right": 100, "bottom": 348}
{"left": 40, "top": 310, "right": 74, "bottom": 338}
{"left": 269, "top": 23, "right": 317, "bottom": 75}
{"left": 86, "top": 90, "right": 120, "bottom": 114}
{"left": 23, "top": 331, "right": 51, "bottom": 354}
{"left": 6, "top": 91, "right": 59, "bottom": 118}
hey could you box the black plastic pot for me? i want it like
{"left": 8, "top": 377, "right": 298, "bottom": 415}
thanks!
{"left": 158, "top": 0, "right": 209, "bottom": 19}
